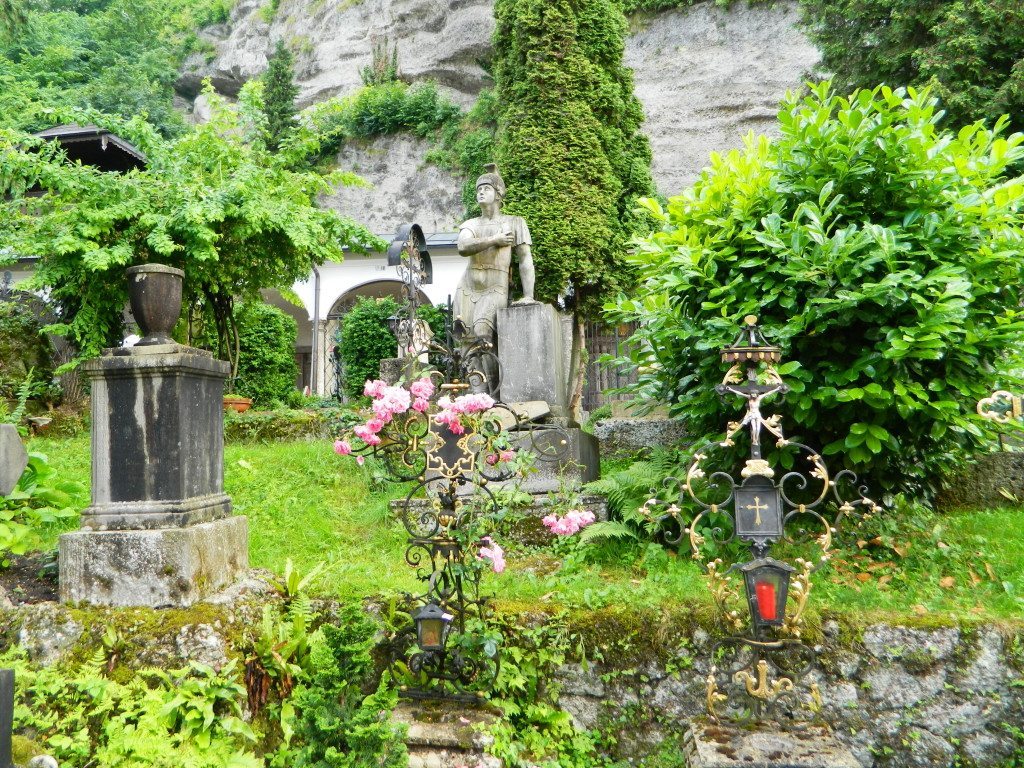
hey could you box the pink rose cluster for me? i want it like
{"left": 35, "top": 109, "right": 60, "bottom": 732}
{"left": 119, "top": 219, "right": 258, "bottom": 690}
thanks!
{"left": 434, "top": 392, "right": 495, "bottom": 435}
{"left": 336, "top": 377, "right": 437, "bottom": 459}
{"left": 542, "top": 509, "right": 596, "bottom": 536}
{"left": 477, "top": 536, "right": 506, "bottom": 573}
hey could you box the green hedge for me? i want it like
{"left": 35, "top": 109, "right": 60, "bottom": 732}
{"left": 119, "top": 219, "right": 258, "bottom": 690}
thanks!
{"left": 234, "top": 302, "right": 299, "bottom": 408}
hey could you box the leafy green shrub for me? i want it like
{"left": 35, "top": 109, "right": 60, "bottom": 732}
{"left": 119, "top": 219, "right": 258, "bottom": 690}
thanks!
{"left": 286, "top": 605, "right": 407, "bottom": 768}
{"left": 608, "top": 83, "right": 1024, "bottom": 500}
{"left": 6, "top": 649, "right": 261, "bottom": 767}
{"left": 223, "top": 408, "right": 341, "bottom": 443}
{"left": 337, "top": 298, "right": 446, "bottom": 399}
{"left": 234, "top": 302, "right": 299, "bottom": 408}
{"left": 0, "top": 450, "right": 82, "bottom": 565}
{"left": 338, "top": 297, "right": 399, "bottom": 399}
{"left": 305, "top": 81, "right": 462, "bottom": 161}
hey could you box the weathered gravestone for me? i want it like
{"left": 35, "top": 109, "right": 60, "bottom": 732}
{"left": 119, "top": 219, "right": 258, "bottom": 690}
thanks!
{"left": 59, "top": 264, "right": 248, "bottom": 607}
{"left": 0, "top": 425, "right": 28, "bottom": 498}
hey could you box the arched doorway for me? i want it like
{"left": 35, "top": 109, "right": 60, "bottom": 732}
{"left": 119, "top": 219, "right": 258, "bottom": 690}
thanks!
{"left": 320, "top": 279, "right": 431, "bottom": 400}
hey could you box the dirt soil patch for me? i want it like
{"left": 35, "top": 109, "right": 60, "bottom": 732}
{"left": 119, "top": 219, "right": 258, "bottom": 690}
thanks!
{"left": 0, "top": 553, "right": 59, "bottom": 604}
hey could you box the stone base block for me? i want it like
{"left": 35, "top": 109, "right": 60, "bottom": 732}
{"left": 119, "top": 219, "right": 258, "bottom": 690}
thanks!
{"left": 510, "top": 426, "right": 599, "bottom": 493}
{"left": 59, "top": 516, "right": 248, "bottom": 607}
{"left": 684, "top": 723, "right": 860, "bottom": 768}
{"left": 394, "top": 701, "right": 502, "bottom": 768}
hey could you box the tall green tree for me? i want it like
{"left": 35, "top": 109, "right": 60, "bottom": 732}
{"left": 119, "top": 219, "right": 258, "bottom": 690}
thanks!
{"left": 492, "top": 0, "right": 654, "bottom": 315}
{"left": 0, "top": 0, "right": 26, "bottom": 42}
{"left": 0, "top": 87, "right": 383, "bottom": 376}
{"left": 263, "top": 39, "right": 299, "bottom": 152}
{"left": 799, "top": 0, "right": 1024, "bottom": 133}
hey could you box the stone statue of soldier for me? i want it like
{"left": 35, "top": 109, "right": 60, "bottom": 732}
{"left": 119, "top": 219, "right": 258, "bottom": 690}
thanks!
{"left": 456, "top": 164, "right": 537, "bottom": 350}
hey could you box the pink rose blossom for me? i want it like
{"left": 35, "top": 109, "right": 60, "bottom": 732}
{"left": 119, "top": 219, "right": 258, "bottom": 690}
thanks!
{"left": 363, "top": 379, "right": 387, "bottom": 399}
{"left": 366, "top": 418, "right": 385, "bottom": 434}
{"left": 412, "top": 397, "right": 430, "bottom": 412}
{"left": 478, "top": 538, "right": 506, "bottom": 573}
{"left": 499, "top": 449, "right": 516, "bottom": 462}
{"left": 409, "top": 377, "right": 435, "bottom": 400}
{"left": 356, "top": 455, "right": 365, "bottom": 466}
{"left": 485, "top": 454, "right": 498, "bottom": 466}
{"left": 334, "top": 440, "right": 352, "bottom": 456}
{"left": 542, "top": 509, "right": 596, "bottom": 536}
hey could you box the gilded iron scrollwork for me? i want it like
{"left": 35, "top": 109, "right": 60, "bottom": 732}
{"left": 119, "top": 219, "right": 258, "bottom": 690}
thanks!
{"left": 653, "top": 317, "right": 881, "bottom": 720}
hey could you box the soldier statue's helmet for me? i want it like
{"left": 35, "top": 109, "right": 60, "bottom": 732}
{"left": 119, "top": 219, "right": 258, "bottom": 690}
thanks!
{"left": 475, "top": 163, "right": 506, "bottom": 199}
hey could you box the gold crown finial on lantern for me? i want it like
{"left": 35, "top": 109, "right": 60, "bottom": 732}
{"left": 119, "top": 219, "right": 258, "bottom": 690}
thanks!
{"left": 721, "top": 315, "right": 782, "bottom": 365}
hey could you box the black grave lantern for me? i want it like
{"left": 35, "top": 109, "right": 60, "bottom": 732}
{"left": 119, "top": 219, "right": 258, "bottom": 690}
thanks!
{"left": 412, "top": 602, "right": 453, "bottom": 652}
{"left": 740, "top": 558, "right": 796, "bottom": 630}
{"left": 721, "top": 315, "right": 782, "bottom": 365}
{"left": 386, "top": 313, "right": 402, "bottom": 339}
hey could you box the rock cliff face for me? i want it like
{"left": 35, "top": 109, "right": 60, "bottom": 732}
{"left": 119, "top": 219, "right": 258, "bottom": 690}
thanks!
{"left": 178, "top": 0, "right": 820, "bottom": 222}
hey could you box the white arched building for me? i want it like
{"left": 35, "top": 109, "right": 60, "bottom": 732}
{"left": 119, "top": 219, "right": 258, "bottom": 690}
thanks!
{"left": 264, "top": 231, "right": 464, "bottom": 398}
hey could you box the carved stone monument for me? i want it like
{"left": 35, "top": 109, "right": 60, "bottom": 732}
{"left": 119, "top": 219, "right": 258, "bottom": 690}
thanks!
{"left": 59, "top": 264, "right": 248, "bottom": 607}
{"left": 455, "top": 165, "right": 599, "bottom": 491}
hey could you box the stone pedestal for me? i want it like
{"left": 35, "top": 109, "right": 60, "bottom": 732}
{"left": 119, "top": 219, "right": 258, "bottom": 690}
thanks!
{"left": 393, "top": 701, "right": 501, "bottom": 768}
{"left": 0, "top": 423, "right": 28, "bottom": 497}
{"left": 510, "top": 426, "right": 599, "bottom": 493}
{"left": 497, "top": 302, "right": 569, "bottom": 415}
{"left": 59, "top": 344, "right": 248, "bottom": 607}
{"left": 59, "top": 517, "right": 248, "bottom": 607}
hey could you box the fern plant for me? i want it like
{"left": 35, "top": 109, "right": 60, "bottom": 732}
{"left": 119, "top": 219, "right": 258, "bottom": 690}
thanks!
{"left": 582, "top": 448, "right": 690, "bottom": 546}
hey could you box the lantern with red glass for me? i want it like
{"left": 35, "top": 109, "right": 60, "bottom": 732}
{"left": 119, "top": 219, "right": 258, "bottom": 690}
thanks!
{"left": 740, "top": 558, "right": 795, "bottom": 630}
{"left": 412, "top": 602, "right": 453, "bottom": 652}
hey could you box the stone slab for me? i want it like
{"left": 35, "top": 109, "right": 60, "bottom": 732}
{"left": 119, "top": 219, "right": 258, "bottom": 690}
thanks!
{"left": 497, "top": 302, "right": 568, "bottom": 414}
{"left": 0, "top": 423, "right": 28, "bottom": 497}
{"left": 489, "top": 400, "right": 551, "bottom": 431}
{"left": 684, "top": 723, "right": 861, "bottom": 768}
{"left": 59, "top": 516, "right": 249, "bottom": 607}
{"left": 393, "top": 700, "right": 502, "bottom": 768}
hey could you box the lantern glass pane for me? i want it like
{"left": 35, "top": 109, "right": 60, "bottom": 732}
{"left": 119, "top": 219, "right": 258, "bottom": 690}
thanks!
{"left": 419, "top": 618, "right": 443, "bottom": 650}
{"left": 753, "top": 571, "right": 783, "bottom": 622}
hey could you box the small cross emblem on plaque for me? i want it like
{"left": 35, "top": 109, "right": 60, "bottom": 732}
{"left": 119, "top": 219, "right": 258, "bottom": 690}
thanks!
{"left": 745, "top": 496, "right": 768, "bottom": 526}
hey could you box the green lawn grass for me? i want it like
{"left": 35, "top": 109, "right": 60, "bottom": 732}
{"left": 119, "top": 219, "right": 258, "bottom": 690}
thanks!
{"left": 25, "top": 435, "right": 1024, "bottom": 623}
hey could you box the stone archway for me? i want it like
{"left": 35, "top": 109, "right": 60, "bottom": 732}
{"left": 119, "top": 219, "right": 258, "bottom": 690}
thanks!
{"left": 319, "top": 279, "right": 431, "bottom": 400}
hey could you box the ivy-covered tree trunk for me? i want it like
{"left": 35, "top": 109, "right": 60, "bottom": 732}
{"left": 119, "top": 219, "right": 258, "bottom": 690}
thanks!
{"left": 492, "top": 0, "right": 654, "bottom": 414}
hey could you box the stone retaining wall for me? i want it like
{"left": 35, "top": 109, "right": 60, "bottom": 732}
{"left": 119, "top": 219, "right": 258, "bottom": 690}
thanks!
{"left": 554, "top": 620, "right": 1023, "bottom": 767}
{"left": 5, "top": 586, "right": 1022, "bottom": 767}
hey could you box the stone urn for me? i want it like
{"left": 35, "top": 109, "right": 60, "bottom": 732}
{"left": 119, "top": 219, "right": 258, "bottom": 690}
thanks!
{"left": 126, "top": 264, "right": 184, "bottom": 346}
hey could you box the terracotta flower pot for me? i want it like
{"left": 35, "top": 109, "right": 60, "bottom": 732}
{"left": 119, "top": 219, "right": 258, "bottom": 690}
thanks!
{"left": 126, "top": 264, "right": 184, "bottom": 346}
{"left": 223, "top": 395, "right": 253, "bottom": 413}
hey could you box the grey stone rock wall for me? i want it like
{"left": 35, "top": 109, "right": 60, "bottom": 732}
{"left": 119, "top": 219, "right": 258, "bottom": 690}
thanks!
{"left": 555, "top": 621, "right": 1024, "bottom": 768}
{"left": 320, "top": 135, "right": 465, "bottom": 234}
{"left": 625, "top": 1, "right": 820, "bottom": 195}
{"left": 178, "top": 0, "right": 820, "bottom": 222}
{"left": 936, "top": 451, "right": 1024, "bottom": 511}
{"left": 6, "top": 594, "right": 1022, "bottom": 766}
